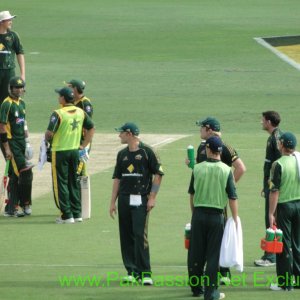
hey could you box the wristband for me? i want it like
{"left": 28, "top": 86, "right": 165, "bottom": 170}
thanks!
{"left": 150, "top": 184, "right": 160, "bottom": 194}
{"left": 0, "top": 132, "right": 8, "bottom": 143}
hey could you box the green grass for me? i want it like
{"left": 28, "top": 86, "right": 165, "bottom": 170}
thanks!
{"left": 1, "top": 0, "right": 300, "bottom": 299}
{"left": 3, "top": 0, "right": 300, "bottom": 134}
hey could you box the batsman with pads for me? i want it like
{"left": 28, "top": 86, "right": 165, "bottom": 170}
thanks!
{"left": 0, "top": 76, "right": 33, "bottom": 217}
{"left": 67, "top": 79, "right": 94, "bottom": 219}
{"left": 77, "top": 151, "right": 91, "bottom": 219}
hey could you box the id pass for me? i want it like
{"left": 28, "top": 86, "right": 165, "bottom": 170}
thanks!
{"left": 130, "top": 194, "right": 142, "bottom": 206}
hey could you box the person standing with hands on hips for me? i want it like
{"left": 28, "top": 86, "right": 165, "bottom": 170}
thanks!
{"left": 45, "top": 87, "right": 94, "bottom": 224}
{"left": 110, "top": 122, "right": 164, "bottom": 285}
{"left": 0, "top": 76, "right": 33, "bottom": 217}
{"left": 0, "top": 11, "right": 25, "bottom": 104}
{"left": 188, "top": 136, "right": 238, "bottom": 299}
{"left": 268, "top": 132, "right": 300, "bottom": 291}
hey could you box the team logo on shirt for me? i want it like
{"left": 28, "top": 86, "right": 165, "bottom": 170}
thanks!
{"left": 135, "top": 154, "right": 142, "bottom": 160}
{"left": 15, "top": 111, "right": 19, "bottom": 117}
{"left": 86, "top": 105, "right": 91, "bottom": 113}
{"left": 51, "top": 116, "right": 57, "bottom": 123}
{"left": 70, "top": 119, "right": 80, "bottom": 131}
{"left": 123, "top": 156, "right": 128, "bottom": 161}
{"left": 127, "top": 164, "right": 134, "bottom": 173}
{"left": 16, "top": 117, "right": 25, "bottom": 125}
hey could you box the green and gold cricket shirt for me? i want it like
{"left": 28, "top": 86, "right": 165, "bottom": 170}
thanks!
{"left": 0, "top": 30, "right": 24, "bottom": 70}
{"left": 0, "top": 96, "right": 26, "bottom": 141}
{"left": 113, "top": 142, "right": 164, "bottom": 196}
{"left": 264, "top": 127, "right": 282, "bottom": 188}
{"left": 196, "top": 140, "right": 239, "bottom": 166}
{"left": 74, "top": 96, "right": 93, "bottom": 118}
{"left": 47, "top": 105, "right": 94, "bottom": 151}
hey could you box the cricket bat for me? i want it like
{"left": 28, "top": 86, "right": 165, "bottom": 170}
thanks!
{"left": 0, "top": 160, "right": 10, "bottom": 214}
{"left": 80, "top": 175, "right": 91, "bottom": 219}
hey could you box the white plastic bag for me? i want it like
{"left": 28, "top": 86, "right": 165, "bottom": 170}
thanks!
{"left": 219, "top": 216, "right": 243, "bottom": 272}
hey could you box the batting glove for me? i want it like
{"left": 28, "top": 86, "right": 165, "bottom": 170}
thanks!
{"left": 79, "top": 148, "right": 89, "bottom": 163}
{"left": 25, "top": 138, "right": 34, "bottom": 160}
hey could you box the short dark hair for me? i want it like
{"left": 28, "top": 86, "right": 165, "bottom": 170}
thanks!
{"left": 262, "top": 111, "right": 281, "bottom": 127}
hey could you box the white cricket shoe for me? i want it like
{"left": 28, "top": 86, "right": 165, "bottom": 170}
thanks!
{"left": 141, "top": 277, "right": 153, "bottom": 286}
{"left": 122, "top": 275, "right": 137, "bottom": 283}
{"left": 55, "top": 217, "right": 75, "bottom": 224}
{"left": 24, "top": 205, "right": 32, "bottom": 215}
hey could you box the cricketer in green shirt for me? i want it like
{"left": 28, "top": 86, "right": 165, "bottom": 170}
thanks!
{"left": 0, "top": 95, "right": 26, "bottom": 141}
{"left": 0, "top": 30, "right": 23, "bottom": 70}
{"left": 263, "top": 127, "right": 282, "bottom": 189}
{"left": 191, "top": 159, "right": 237, "bottom": 209}
{"left": 269, "top": 132, "right": 300, "bottom": 291}
{"left": 0, "top": 76, "right": 33, "bottom": 217}
{"left": 45, "top": 87, "right": 95, "bottom": 223}
{"left": 0, "top": 25, "right": 25, "bottom": 103}
{"left": 270, "top": 155, "right": 300, "bottom": 203}
{"left": 47, "top": 106, "right": 92, "bottom": 151}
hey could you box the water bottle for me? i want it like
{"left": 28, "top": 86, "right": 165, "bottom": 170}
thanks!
{"left": 266, "top": 228, "right": 275, "bottom": 241}
{"left": 275, "top": 229, "right": 283, "bottom": 242}
{"left": 184, "top": 223, "right": 191, "bottom": 249}
{"left": 187, "top": 145, "right": 195, "bottom": 169}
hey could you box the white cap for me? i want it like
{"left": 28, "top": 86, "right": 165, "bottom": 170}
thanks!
{"left": 0, "top": 11, "right": 16, "bottom": 22}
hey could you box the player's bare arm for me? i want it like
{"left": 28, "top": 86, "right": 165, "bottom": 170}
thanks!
{"left": 229, "top": 198, "right": 238, "bottom": 225}
{"left": 232, "top": 158, "right": 246, "bottom": 182}
{"left": 80, "top": 127, "right": 95, "bottom": 149}
{"left": 269, "top": 190, "right": 279, "bottom": 227}
{"left": 147, "top": 174, "right": 162, "bottom": 212}
{"left": 45, "top": 130, "right": 54, "bottom": 142}
{"left": 110, "top": 178, "right": 120, "bottom": 219}
{"left": 17, "top": 54, "right": 25, "bottom": 80}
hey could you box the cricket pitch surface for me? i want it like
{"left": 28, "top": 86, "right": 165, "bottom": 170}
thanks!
{"left": 0, "top": 133, "right": 187, "bottom": 199}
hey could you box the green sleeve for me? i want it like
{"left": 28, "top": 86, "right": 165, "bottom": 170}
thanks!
{"left": 225, "top": 171, "right": 237, "bottom": 199}
{"left": 221, "top": 142, "right": 239, "bottom": 167}
{"left": 47, "top": 111, "right": 60, "bottom": 133}
{"left": 83, "top": 112, "right": 94, "bottom": 130}
{"left": 0, "top": 101, "right": 11, "bottom": 124}
{"left": 270, "top": 161, "right": 281, "bottom": 191}
{"left": 13, "top": 31, "right": 24, "bottom": 55}
{"left": 82, "top": 98, "right": 93, "bottom": 118}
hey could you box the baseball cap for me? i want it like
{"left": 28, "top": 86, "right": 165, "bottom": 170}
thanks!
{"left": 205, "top": 136, "right": 223, "bottom": 153}
{"left": 196, "top": 117, "right": 221, "bottom": 132}
{"left": 67, "top": 79, "right": 86, "bottom": 91}
{"left": 115, "top": 122, "right": 140, "bottom": 136}
{"left": 0, "top": 11, "right": 16, "bottom": 22}
{"left": 280, "top": 132, "right": 297, "bottom": 149}
{"left": 9, "top": 76, "right": 25, "bottom": 88}
{"left": 55, "top": 87, "right": 74, "bottom": 101}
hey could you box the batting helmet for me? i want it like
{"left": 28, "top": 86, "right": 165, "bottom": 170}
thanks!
{"left": 9, "top": 76, "right": 25, "bottom": 88}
